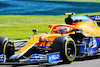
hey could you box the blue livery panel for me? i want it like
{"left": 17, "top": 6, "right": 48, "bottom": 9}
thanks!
{"left": 80, "top": 37, "right": 100, "bottom": 55}
{"left": 9, "top": 54, "right": 21, "bottom": 60}
{"left": 48, "top": 52, "right": 61, "bottom": 63}
{"left": 27, "top": 52, "right": 61, "bottom": 63}
{"left": 0, "top": 54, "right": 6, "bottom": 62}
{"left": 72, "top": 15, "right": 93, "bottom": 22}
{"left": 27, "top": 54, "right": 47, "bottom": 62}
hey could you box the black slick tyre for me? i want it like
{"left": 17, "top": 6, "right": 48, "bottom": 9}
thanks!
{"left": 0, "top": 37, "right": 15, "bottom": 60}
{"left": 52, "top": 36, "right": 77, "bottom": 63}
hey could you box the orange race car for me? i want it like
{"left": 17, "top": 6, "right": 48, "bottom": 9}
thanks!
{"left": 0, "top": 13, "right": 100, "bottom": 65}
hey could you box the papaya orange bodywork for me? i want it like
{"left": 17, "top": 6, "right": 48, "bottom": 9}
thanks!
{"left": 75, "top": 21, "right": 100, "bottom": 37}
{"left": 15, "top": 24, "right": 75, "bottom": 55}
{"left": 15, "top": 20, "right": 100, "bottom": 56}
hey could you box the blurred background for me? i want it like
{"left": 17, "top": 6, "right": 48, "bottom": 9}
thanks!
{"left": 0, "top": 0, "right": 100, "bottom": 15}
{"left": 0, "top": 0, "right": 100, "bottom": 40}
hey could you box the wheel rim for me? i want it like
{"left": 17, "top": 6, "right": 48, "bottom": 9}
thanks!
{"left": 67, "top": 41, "right": 75, "bottom": 60}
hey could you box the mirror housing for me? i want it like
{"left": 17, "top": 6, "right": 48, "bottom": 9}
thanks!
{"left": 32, "top": 29, "right": 38, "bottom": 34}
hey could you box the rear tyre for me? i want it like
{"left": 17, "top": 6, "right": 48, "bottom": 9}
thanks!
{"left": 52, "top": 36, "right": 77, "bottom": 63}
{"left": 0, "top": 37, "right": 15, "bottom": 60}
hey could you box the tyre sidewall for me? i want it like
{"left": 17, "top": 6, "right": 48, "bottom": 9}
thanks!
{"left": 64, "top": 39, "right": 77, "bottom": 62}
{"left": 0, "top": 37, "right": 15, "bottom": 54}
{"left": 52, "top": 36, "right": 77, "bottom": 63}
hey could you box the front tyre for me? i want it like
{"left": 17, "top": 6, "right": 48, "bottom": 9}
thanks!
{"left": 52, "top": 36, "right": 77, "bottom": 63}
{"left": 0, "top": 37, "right": 15, "bottom": 60}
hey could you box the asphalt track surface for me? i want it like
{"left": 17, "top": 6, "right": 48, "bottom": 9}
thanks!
{"left": 1, "top": 42, "right": 100, "bottom": 67}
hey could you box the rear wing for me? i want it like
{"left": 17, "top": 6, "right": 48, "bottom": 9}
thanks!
{"left": 64, "top": 13, "right": 76, "bottom": 15}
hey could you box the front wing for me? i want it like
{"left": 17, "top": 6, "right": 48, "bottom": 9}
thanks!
{"left": 0, "top": 52, "right": 62, "bottom": 65}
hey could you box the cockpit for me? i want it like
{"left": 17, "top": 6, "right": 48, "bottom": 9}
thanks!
{"left": 50, "top": 25, "right": 71, "bottom": 34}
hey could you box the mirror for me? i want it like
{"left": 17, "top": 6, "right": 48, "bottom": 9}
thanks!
{"left": 32, "top": 29, "right": 38, "bottom": 34}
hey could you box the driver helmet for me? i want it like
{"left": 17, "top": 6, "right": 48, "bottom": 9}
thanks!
{"left": 57, "top": 26, "right": 70, "bottom": 34}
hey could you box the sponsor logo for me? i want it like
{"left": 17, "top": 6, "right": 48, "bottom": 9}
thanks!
{"left": 48, "top": 53, "right": 61, "bottom": 63}
{"left": 27, "top": 54, "right": 47, "bottom": 61}
{"left": 91, "top": 15, "right": 100, "bottom": 20}
{"left": 83, "top": 24, "right": 88, "bottom": 28}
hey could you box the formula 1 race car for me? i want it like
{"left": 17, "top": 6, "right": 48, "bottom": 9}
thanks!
{"left": 0, "top": 13, "right": 100, "bottom": 66}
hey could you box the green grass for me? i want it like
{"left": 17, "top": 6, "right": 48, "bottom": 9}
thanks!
{"left": 0, "top": 12, "right": 100, "bottom": 40}
{"left": 35, "top": 0, "right": 100, "bottom": 3}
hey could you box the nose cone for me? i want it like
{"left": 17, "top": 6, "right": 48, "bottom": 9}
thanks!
{"left": 9, "top": 54, "right": 20, "bottom": 60}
